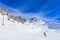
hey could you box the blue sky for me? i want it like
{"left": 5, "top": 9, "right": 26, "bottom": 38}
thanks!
{"left": 0, "top": 0, "right": 60, "bottom": 29}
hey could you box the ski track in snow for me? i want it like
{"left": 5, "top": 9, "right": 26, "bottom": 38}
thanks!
{"left": 0, "top": 14, "right": 60, "bottom": 40}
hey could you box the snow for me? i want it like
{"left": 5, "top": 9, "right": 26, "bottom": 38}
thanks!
{"left": 0, "top": 13, "right": 60, "bottom": 40}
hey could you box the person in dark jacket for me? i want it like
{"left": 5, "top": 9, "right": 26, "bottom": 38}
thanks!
{"left": 43, "top": 32, "right": 47, "bottom": 37}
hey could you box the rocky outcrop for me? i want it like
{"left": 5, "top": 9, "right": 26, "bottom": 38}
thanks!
{"left": 29, "top": 17, "right": 40, "bottom": 23}
{"left": 0, "top": 8, "right": 8, "bottom": 15}
{"left": 14, "top": 16, "right": 27, "bottom": 24}
{"left": 0, "top": 7, "right": 27, "bottom": 24}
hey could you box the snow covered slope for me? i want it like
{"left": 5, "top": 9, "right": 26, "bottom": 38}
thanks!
{"left": 0, "top": 13, "right": 60, "bottom": 40}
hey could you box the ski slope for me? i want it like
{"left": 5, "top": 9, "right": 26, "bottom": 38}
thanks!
{"left": 0, "top": 13, "right": 60, "bottom": 40}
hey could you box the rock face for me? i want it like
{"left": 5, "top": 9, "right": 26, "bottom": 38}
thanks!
{"left": 29, "top": 17, "right": 40, "bottom": 23}
{"left": 0, "top": 7, "right": 27, "bottom": 24}
{"left": 7, "top": 15, "right": 16, "bottom": 22}
{"left": 7, "top": 15, "right": 27, "bottom": 24}
{"left": 14, "top": 16, "right": 27, "bottom": 24}
{"left": 0, "top": 7, "right": 2, "bottom": 13}
{"left": 0, "top": 8, "right": 8, "bottom": 15}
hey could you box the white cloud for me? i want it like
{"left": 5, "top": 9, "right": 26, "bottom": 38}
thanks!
{"left": 0, "top": 2, "right": 45, "bottom": 19}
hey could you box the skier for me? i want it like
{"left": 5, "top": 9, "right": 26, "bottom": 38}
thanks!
{"left": 43, "top": 32, "right": 47, "bottom": 37}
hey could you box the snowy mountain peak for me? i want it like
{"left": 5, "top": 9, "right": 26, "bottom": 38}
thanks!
{"left": 29, "top": 17, "right": 40, "bottom": 23}
{"left": 0, "top": 8, "right": 60, "bottom": 40}
{"left": 0, "top": 8, "right": 48, "bottom": 32}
